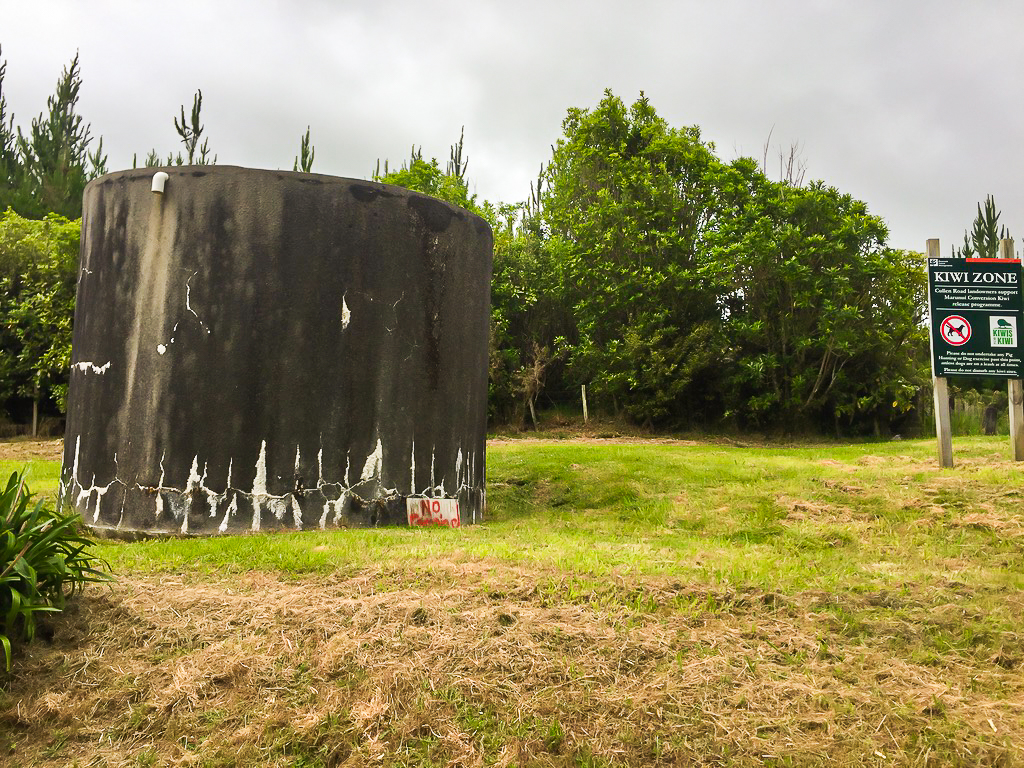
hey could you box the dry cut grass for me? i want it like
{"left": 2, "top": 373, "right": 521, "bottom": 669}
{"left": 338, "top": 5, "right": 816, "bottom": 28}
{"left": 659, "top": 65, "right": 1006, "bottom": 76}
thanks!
{"left": 2, "top": 560, "right": 1022, "bottom": 767}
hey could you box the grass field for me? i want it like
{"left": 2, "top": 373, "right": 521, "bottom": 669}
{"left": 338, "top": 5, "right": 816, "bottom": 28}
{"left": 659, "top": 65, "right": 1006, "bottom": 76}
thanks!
{"left": 1, "top": 435, "right": 1022, "bottom": 766}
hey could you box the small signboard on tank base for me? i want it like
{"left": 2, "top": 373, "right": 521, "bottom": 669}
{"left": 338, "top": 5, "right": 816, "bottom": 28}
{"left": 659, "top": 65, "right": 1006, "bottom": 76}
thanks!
{"left": 926, "top": 238, "right": 1024, "bottom": 467}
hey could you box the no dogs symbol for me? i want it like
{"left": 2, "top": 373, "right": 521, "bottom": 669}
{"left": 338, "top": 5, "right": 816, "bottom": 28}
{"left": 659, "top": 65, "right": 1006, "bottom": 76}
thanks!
{"left": 940, "top": 315, "right": 971, "bottom": 346}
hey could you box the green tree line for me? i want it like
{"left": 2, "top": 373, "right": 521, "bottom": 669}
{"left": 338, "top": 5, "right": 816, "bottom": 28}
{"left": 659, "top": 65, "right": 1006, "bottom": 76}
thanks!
{"left": 2, "top": 49, "right": 943, "bottom": 435}
{"left": 378, "top": 93, "right": 931, "bottom": 434}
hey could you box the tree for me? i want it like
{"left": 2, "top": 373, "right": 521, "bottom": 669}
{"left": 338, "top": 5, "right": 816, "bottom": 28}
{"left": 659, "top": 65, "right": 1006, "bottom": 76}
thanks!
{"left": 541, "top": 89, "right": 929, "bottom": 433}
{"left": 0, "top": 46, "right": 24, "bottom": 214}
{"left": 488, "top": 169, "right": 573, "bottom": 426}
{"left": 294, "top": 126, "right": 314, "bottom": 172}
{"left": 954, "top": 194, "right": 1010, "bottom": 258}
{"left": 373, "top": 131, "right": 478, "bottom": 212}
{"left": 15, "top": 53, "right": 103, "bottom": 219}
{"left": 133, "top": 89, "right": 217, "bottom": 168}
{"left": 543, "top": 90, "right": 729, "bottom": 426}
{"left": 710, "top": 163, "right": 928, "bottom": 432}
{"left": 0, "top": 209, "right": 79, "bottom": 421}
{"left": 173, "top": 89, "right": 214, "bottom": 165}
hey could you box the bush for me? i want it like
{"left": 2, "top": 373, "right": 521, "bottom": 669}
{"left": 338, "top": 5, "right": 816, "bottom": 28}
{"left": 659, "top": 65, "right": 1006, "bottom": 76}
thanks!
{"left": 0, "top": 470, "right": 109, "bottom": 670}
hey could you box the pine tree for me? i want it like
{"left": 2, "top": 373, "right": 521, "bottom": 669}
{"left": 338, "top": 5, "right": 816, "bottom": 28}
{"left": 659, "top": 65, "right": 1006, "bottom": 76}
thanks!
{"left": 293, "top": 126, "right": 314, "bottom": 172}
{"left": 955, "top": 195, "right": 1010, "bottom": 258}
{"left": 0, "top": 47, "right": 25, "bottom": 213}
{"left": 15, "top": 53, "right": 98, "bottom": 219}
{"left": 174, "top": 90, "right": 214, "bottom": 165}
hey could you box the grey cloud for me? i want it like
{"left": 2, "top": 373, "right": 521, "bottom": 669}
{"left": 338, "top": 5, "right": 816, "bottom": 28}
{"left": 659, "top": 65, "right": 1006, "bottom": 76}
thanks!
{"left": 3, "top": 0, "right": 1024, "bottom": 253}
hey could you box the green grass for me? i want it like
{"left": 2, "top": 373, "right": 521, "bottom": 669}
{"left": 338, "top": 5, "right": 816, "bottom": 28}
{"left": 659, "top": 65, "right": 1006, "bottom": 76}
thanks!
{"left": 5, "top": 434, "right": 1024, "bottom": 767}
{"left": 13, "top": 436, "right": 1024, "bottom": 673}
{"left": 0, "top": 459, "right": 60, "bottom": 499}
{"left": 11, "top": 436, "right": 1022, "bottom": 601}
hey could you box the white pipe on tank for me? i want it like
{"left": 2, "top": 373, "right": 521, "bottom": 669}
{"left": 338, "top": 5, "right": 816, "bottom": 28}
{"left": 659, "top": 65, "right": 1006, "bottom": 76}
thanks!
{"left": 151, "top": 172, "right": 169, "bottom": 194}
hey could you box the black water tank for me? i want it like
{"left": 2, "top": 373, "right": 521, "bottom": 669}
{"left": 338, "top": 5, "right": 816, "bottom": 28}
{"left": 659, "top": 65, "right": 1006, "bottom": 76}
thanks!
{"left": 61, "top": 166, "right": 491, "bottom": 536}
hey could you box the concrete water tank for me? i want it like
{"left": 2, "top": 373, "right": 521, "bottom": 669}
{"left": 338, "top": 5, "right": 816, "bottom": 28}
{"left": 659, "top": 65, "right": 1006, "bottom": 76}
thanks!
{"left": 60, "top": 166, "right": 492, "bottom": 536}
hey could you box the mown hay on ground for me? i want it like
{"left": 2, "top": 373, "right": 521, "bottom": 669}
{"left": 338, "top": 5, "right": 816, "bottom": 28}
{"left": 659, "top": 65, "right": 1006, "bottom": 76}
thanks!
{"left": 2, "top": 561, "right": 1022, "bottom": 767}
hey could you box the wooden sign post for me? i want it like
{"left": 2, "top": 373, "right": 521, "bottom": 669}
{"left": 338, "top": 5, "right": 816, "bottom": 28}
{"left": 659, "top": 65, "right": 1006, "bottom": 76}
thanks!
{"left": 927, "top": 238, "right": 1024, "bottom": 467}
{"left": 1004, "top": 241, "right": 1024, "bottom": 461}
{"left": 927, "top": 239, "right": 954, "bottom": 467}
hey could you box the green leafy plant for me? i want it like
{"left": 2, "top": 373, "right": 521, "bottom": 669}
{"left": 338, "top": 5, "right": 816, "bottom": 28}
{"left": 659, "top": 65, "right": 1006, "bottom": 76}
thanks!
{"left": 0, "top": 470, "right": 109, "bottom": 670}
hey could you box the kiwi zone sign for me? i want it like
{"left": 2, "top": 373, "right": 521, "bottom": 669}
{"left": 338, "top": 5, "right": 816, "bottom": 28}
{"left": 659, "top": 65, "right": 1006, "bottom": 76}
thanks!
{"left": 927, "top": 257, "right": 1023, "bottom": 378}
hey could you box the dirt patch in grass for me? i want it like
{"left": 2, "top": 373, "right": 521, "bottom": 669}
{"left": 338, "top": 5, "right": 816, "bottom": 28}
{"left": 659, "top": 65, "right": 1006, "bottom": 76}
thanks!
{"left": 0, "top": 437, "right": 63, "bottom": 463}
{"left": 856, "top": 454, "right": 923, "bottom": 466}
{"left": 2, "top": 562, "right": 1021, "bottom": 767}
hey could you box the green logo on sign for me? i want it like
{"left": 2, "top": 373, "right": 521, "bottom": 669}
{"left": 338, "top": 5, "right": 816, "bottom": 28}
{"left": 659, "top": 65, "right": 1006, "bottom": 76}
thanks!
{"left": 990, "top": 316, "right": 1017, "bottom": 348}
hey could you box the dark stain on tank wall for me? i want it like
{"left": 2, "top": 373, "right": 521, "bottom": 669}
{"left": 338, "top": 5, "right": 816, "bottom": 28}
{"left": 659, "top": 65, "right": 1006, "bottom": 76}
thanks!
{"left": 62, "top": 166, "right": 491, "bottom": 537}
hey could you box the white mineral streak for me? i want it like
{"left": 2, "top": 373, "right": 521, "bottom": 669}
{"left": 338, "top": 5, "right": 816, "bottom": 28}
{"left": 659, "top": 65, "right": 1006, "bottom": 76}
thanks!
{"left": 90, "top": 481, "right": 112, "bottom": 523}
{"left": 320, "top": 494, "right": 347, "bottom": 528}
{"left": 74, "top": 423, "right": 482, "bottom": 533}
{"left": 252, "top": 440, "right": 268, "bottom": 532}
{"left": 361, "top": 439, "right": 383, "bottom": 483}
{"left": 333, "top": 493, "right": 347, "bottom": 525}
{"left": 71, "top": 436, "right": 81, "bottom": 488}
{"left": 201, "top": 462, "right": 224, "bottom": 519}
{"left": 181, "top": 455, "right": 203, "bottom": 533}
{"left": 410, "top": 441, "right": 416, "bottom": 494}
{"left": 73, "top": 361, "right": 111, "bottom": 374}
{"left": 341, "top": 294, "right": 351, "bottom": 329}
{"left": 74, "top": 470, "right": 114, "bottom": 524}
{"left": 187, "top": 456, "right": 202, "bottom": 493}
{"left": 272, "top": 498, "right": 288, "bottom": 520}
{"left": 220, "top": 494, "right": 237, "bottom": 532}
{"left": 154, "top": 451, "right": 166, "bottom": 519}
{"left": 75, "top": 479, "right": 91, "bottom": 511}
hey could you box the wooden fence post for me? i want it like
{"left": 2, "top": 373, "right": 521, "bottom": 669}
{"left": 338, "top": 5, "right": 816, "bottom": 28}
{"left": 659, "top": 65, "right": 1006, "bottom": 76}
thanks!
{"left": 1010, "top": 380, "right": 1024, "bottom": 461}
{"left": 928, "top": 238, "right": 954, "bottom": 468}
{"left": 1003, "top": 238, "right": 1024, "bottom": 460}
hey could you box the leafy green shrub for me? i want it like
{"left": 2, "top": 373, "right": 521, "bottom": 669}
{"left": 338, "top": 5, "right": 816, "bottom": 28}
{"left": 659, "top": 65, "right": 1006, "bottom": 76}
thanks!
{"left": 1, "top": 470, "right": 109, "bottom": 669}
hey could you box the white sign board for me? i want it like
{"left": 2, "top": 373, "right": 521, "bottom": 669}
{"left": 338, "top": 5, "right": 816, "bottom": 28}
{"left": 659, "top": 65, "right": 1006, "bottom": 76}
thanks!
{"left": 406, "top": 498, "right": 461, "bottom": 528}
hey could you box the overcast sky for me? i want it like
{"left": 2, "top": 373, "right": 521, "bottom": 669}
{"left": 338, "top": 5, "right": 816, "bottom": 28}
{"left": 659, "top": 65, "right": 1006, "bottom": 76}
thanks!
{"left": 2, "top": 1, "right": 1022, "bottom": 253}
